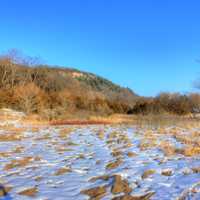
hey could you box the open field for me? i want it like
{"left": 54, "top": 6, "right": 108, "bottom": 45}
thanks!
{"left": 1, "top": 111, "right": 200, "bottom": 199}
{"left": 1, "top": 1, "right": 200, "bottom": 199}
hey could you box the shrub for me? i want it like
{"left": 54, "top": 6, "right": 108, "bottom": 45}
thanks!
{"left": 13, "top": 83, "right": 46, "bottom": 114}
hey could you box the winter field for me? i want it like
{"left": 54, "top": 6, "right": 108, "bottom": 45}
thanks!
{"left": 1, "top": 110, "right": 200, "bottom": 199}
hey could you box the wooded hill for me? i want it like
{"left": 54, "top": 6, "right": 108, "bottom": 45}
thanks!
{"left": 0, "top": 55, "right": 138, "bottom": 119}
{"left": 1, "top": 50, "right": 200, "bottom": 120}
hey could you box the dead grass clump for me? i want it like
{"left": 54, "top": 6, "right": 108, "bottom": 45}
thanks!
{"left": 0, "top": 133, "right": 24, "bottom": 142}
{"left": 4, "top": 156, "right": 36, "bottom": 170}
{"left": 176, "top": 134, "right": 198, "bottom": 146}
{"left": 81, "top": 185, "right": 107, "bottom": 199}
{"left": 139, "top": 138, "right": 157, "bottom": 151}
{"left": 183, "top": 146, "right": 200, "bottom": 157}
{"left": 161, "top": 169, "right": 173, "bottom": 176}
{"left": 12, "top": 146, "right": 24, "bottom": 153}
{"left": 111, "top": 174, "right": 132, "bottom": 194}
{"left": 106, "top": 159, "right": 123, "bottom": 170}
{"left": 127, "top": 152, "right": 137, "bottom": 157}
{"left": 5, "top": 126, "right": 27, "bottom": 133}
{"left": 55, "top": 146, "right": 72, "bottom": 153}
{"left": 29, "top": 127, "right": 40, "bottom": 132}
{"left": 34, "top": 176, "right": 43, "bottom": 182}
{"left": 20, "top": 114, "right": 47, "bottom": 125}
{"left": 89, "top": 175, "right": 110, "bottom": 182}
{"left": 170, "top": 127, "right": 182, "bottom": 133}
{"left": 96, "top": 130, "right": 105, "bottom": 140}
{"left": 192, "top": 167, "right": 200, "bottom": 173}
{"left": 117, "top": 134, "right": 131, "bottom": 145}
{"left": 111, "top": 150, "right": 123, "bottom": 157}
{"left": 0, "top": 126, "right": 32, "bottom": 142}
{"left": 143, "top": 130, "right": 155, "bottom": 137}
{"left": 59, "top": 128, "right": 72, "bottom": 139}
{"left": 0, "top": 152, "right": 11, "bottom": 158}
{"left": 112, "top": 192, "right": 155, "bottom": 200}
{"left": 18, "top": 187, "right": 38, "bottom": 197}
{"left": 157, "top": 127, "right": 166, "bottom": 134}
{"left": 190, "top": 131, "right": 200, "bottom": 137}
{"left": 35, "top": 133, "right": 51, "bottom": 140}
{"left": 54, "top": 167, "right": 71, "bottom": 176}
{"left": 142, "top": 169, "right": 156, "bottom": 179}
{"left": 108, "top": 131, "right": 119, "bottom": 139}
{"left": 159, "top": 141, "right": 177, "bottom": 156}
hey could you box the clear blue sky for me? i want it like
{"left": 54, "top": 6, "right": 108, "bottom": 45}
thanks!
{"left": 0, "top": 0, "right": 200, "bottom": 96}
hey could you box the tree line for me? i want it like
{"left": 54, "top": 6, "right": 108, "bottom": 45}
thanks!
{"left": 128, "top": 92, "right": 200, "bottom": 116}
{"left": 0, "top": 50, "right": 200, "bottom": 119}
{"left": 0, "top": 50, "right": 137, "bottom": 119}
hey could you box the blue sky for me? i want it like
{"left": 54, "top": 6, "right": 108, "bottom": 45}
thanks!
{"left": 0, "top": 0, "right": 200, "bottom": 96}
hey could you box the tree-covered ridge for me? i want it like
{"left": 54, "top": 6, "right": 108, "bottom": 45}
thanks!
{"left": 0, "top": 52, "right": 138, "bottom": 119}
{"left": 1, "top": 50, "right": 200, "bottom": 119}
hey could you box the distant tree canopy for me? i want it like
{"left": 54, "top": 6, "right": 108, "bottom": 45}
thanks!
{"left": 128, "top": 92, "right": 200, "bottom": 116}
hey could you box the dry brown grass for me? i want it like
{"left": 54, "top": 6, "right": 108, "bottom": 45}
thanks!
{"left": 0, "top": 125, "right": 27, "bottom": 133}
{"left": 139, "top": 138, "right": 157, "bottom": 151}
{"left": 158, "top": 141, "right": 178, "bottom": 156}
{"left": 12, "top": 146, "right": 24, "bottom": 153}
{"left": 0, "top": 152, "right": 11, "bottom": 158}
{"left": 106, "top": 159, "right": 123, "bottom": 170}
{"left": 139, "top": 131, "right": 158, "bottom": 151}
{"left": 0, "top": 132, "right": 24, "bottom": 142}
{"left": 111, "top": 149, "right": 123, "bottom": 157}
{"left": 20, "top": 114, "right": 48, "bottom": 125}
{"left": 18, "top": 187, "right": 38, "bottom": 197}
{"left": 4, "top": 157, "right": 33, "bottom": 170}
{"left": 183, "top": 145, "right": 200, "bottom": 157}
{"left": 3, "top": 156, "right": 41, "bottom": 171}
{"left": 174, "top": 134, "right": 196, "bottom": 145}
{"left": 133, "top": 116, "right": 200, "bottom": 158}
{"left": 54, "top": 167, "right": 71, "bottom": 176}
{"left": 139, "top": 126, "right": 200, "bottom": 157}
{"left": 96, "top": 130, "right": 105, "bottom": 140}
{"left": 142, "top": 169, "right": 156, "bottom": 179}
{"left": 58, "top": 128, "right": 73, "bottom": 139}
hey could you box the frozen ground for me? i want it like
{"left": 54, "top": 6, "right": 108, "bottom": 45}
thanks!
{"left": 1, "top": 122, "right": 200, "bottom": 199}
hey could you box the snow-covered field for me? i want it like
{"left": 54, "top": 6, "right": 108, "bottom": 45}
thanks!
{"left": 1, "top": 122, "right": 200, "bottom": 200}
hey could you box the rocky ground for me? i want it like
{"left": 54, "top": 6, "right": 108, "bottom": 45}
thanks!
{"left": 0, "top": 110, "right": 200, "bottom": 199}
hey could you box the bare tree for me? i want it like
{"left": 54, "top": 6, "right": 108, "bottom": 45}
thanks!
{"left": 14, "top": 83, "right": 45, "bottom": 113}
{"left": 0, "top": 49, "right": 43, "bottom": 66}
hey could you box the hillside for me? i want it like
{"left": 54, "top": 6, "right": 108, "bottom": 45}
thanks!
{"left": 0, "top": 57, "right": 138, "bottom": 119}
